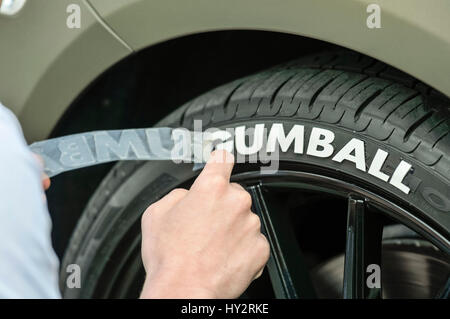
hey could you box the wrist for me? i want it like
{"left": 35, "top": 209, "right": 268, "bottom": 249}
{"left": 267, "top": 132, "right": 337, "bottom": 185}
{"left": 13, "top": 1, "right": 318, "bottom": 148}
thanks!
{"left": 140, "top": 271, "right": 217, "bottom": 299}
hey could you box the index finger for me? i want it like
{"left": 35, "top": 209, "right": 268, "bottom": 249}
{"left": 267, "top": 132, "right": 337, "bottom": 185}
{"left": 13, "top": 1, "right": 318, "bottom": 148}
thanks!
{"left": 195, "top": 150, "right": 235, "bottom": 183}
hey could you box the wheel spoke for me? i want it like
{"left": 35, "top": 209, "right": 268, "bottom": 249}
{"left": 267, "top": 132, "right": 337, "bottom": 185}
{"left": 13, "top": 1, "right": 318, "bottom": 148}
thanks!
{"left": 437, "top": 276, "right": 450, "bottom": 299}
{"left": 343, "top": 196, "right": 383, "bottom": 299}
{"left": 248, "top": 184, "right": 315, "bottom": 299}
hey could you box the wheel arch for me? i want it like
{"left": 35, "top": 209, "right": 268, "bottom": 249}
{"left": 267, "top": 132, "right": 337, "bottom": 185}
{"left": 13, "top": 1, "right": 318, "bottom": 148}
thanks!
{"left": 90, "top": 0, "right": 450, "bottom": 95}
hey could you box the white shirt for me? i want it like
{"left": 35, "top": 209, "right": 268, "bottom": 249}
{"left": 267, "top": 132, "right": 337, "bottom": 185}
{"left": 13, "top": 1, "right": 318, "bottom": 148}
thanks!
{"left": 0, "top": 102, "right": 60, "bottom": 298}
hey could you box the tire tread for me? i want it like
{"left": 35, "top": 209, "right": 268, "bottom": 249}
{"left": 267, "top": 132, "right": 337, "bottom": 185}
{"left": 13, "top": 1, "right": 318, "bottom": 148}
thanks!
{"left": 178, "top": 50, "right": 449, "bottom": 178}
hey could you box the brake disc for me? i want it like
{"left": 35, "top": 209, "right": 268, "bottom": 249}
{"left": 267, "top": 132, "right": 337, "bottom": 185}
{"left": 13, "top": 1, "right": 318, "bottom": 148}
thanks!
{"left": 311, "top": 238, "right": 450, "bottom": 298}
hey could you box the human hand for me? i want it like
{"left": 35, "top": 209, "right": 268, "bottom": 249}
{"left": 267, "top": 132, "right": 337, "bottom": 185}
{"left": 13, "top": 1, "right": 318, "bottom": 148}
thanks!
{"left": 33, "top": 154, "right": 51, "bottom": 191}
{"left": 140, "top": 150, "right": 270, "bottom": 299}
{"left": 41, "top": 172, "right": 51, "bottom": 191}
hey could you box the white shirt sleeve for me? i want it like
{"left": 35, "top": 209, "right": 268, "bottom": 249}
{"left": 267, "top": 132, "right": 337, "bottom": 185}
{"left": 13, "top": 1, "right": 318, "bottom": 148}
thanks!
{"left": 0, "top": 102, "right": 61, "bottom": 298}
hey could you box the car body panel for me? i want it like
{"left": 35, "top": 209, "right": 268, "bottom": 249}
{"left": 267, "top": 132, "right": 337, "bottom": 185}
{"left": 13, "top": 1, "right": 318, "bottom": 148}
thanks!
{"left": 0, "top": 0, "right": 131, "bottom": 141}
{"left": 0, "top": 0, "right": 449, "bottom": 141}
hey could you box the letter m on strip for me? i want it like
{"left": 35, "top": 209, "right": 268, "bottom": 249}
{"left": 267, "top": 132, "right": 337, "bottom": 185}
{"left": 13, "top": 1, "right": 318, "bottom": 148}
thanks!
{"left": 94, "top": 131, "right": 149, "bottom": 161}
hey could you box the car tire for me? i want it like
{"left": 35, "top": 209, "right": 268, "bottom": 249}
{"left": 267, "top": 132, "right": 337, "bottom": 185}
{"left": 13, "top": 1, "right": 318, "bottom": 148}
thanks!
{"left": 60, "top": 50, "right": 449, "bottom": 298}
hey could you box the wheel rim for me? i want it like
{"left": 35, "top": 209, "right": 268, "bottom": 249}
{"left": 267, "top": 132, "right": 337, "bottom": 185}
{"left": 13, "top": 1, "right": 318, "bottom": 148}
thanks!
{"left": 83, "top": 168, "right": 450, "bottom": 299}
{"left": 234, "top": 170, "right": 450, "bottom": 299}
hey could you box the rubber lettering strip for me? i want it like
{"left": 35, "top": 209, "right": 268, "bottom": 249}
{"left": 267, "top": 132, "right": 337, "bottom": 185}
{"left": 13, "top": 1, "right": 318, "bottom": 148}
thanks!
{"left": 30, "top": 128, "right": 206, "bottom": 178}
